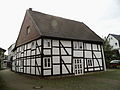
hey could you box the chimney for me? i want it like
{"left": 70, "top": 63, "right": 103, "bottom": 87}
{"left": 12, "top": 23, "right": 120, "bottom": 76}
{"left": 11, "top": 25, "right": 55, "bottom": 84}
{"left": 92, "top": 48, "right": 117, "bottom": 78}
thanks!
{"left": 29, "top": 8, "right": 32, "bottom": 11}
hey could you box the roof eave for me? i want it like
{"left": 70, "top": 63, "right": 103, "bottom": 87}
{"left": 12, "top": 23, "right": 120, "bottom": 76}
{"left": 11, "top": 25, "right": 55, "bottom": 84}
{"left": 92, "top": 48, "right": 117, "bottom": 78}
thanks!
{"left": 41, "top": 35, "right": 103, "bottom": 44}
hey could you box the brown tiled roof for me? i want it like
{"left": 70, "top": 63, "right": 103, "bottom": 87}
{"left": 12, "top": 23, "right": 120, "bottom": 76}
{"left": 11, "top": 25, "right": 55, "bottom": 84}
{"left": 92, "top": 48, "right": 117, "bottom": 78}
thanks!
{"left": 28, "top": 10, "right": 103, "bottom": 43}
{"left": 15, "top": 9, "right": 103, "bottom": 48}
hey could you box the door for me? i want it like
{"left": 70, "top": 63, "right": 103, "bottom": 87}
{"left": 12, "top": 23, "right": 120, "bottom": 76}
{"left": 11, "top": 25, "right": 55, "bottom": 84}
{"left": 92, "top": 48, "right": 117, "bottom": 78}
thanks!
{"left": 74, "top": 58, "right": 84, "bottom": 75}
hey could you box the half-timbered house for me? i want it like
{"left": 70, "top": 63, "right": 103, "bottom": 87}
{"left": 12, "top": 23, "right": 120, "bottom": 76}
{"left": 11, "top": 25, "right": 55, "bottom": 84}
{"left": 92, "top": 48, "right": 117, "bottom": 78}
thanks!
{"left": 12, "top": 8, "right": 106, "bottom": 76}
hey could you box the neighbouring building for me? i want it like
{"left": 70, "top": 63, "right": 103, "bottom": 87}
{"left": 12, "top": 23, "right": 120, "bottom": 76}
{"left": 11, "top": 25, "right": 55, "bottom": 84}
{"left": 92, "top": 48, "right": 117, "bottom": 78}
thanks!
{"left": 12, "top": 8, "right": 106, "bottom": 76}
{"left": 107, "top": 34, "right": 120, "bottom": 54}
{"left": 8, "top": 43, "right": 15, "bottom": 68}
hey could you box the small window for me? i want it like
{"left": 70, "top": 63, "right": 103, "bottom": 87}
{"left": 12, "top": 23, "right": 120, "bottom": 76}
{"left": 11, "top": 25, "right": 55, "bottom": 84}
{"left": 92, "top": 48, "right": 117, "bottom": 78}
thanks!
{"left": 74, "top": 42, "right": 83, "bottom": 49}
{"left": 87, "top": 59, "right": 92, "bottom": 66}
{"left": 31, "top": 41, "right": 36, "bottom": 49}
{"left": 44, "top": 57, "right": 51, "bottom": 68}
{"left": 26, "top": 26, "right": 31, "bottom": 35}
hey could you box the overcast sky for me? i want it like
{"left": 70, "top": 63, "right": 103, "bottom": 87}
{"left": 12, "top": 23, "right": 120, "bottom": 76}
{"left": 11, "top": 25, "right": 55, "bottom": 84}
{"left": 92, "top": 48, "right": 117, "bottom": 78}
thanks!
{"left": 0, "top": 0, "right": 120, "bottom": 53}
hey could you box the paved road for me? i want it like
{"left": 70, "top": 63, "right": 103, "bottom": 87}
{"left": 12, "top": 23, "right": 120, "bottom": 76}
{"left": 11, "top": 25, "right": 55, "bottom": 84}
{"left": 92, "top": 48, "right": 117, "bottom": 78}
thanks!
{"left": 0, "top": 69, "right": 57, "bottom": 90}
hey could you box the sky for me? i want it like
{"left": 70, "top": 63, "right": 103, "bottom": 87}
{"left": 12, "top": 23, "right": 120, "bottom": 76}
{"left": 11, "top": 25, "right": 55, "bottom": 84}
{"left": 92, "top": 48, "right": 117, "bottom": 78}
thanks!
{"left": 0, "top": 0, "right": 120, "bottom": 53}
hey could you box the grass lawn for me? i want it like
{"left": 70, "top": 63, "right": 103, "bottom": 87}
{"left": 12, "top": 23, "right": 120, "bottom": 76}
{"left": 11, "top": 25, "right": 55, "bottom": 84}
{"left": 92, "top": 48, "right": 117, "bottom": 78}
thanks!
{"left": 0, "top": 69, "right": 120, "bottom": 90}
{"left": 0, "top": 76, "right": 7, "bottom": 90}
{"left": 0, "top": 70, "right": 13, "bottom": 90}
{"left": 31, "top": 69, "right": 120, "bottom": 90}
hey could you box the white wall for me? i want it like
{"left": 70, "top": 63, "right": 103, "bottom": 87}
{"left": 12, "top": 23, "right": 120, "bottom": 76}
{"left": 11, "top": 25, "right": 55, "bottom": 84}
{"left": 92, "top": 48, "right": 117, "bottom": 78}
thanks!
{"left": 12, "top": 38, "right": 106, "bottom": 76}
{"left": 43, "top": 39, "right": 72, "bottom": 75}
{"left": 12, "top": 39, "right": 41, "bottom": 75}
{"left": 108, "top": 35, "right": 120, "bottom": 49}
{"left": 73, "top": 41, "right": 104, "bottom": 72}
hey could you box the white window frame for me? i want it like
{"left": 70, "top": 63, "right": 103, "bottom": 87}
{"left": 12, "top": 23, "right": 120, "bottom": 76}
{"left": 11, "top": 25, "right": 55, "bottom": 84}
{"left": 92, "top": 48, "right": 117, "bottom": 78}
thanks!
{"left": 44, "top": 57, "right": 51, "bottom": 68}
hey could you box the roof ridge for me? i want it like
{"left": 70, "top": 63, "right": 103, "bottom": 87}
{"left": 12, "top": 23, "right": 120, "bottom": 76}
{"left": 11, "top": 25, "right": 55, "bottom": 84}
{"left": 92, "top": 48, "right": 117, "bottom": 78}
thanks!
{"left": 109, "top": 34, "right": 120, "bottom": 41}
{"left": 110, "top": 34, "right": 120, "bottom": 36}
{"left": 29, "top": 9, "right": 84, "bottom": 25}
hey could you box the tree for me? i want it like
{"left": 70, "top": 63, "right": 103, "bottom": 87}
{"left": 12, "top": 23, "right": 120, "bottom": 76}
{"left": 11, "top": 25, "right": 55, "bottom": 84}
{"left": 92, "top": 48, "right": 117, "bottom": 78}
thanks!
{"left": 103, "top": 37, "right": 113, "bottom": 51}
{"left": 0, "top": 48, "right": 6, "bottom": 69}
{"left": 0, "top": 51, "right": 4, "bottom": 69}
{"left": 103, "top": 37, "right": 113, "bottom": 68}
{"left": 103, "top": 37, "right": 120, "bottom": 68}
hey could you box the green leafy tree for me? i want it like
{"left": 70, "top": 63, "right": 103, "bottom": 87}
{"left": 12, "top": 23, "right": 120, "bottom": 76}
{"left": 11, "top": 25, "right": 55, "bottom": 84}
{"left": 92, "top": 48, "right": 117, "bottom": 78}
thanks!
{"left": 0, "top": 50, "right": 5, "bottom": 69}
{"left": 103, "top": 37, "right": 120, "bottom": 68}
{"left": 103, "top": 37, "right": 113, "bottom": 51}
{"left": 103, "top": 37, "right": 113, "bottom": 68}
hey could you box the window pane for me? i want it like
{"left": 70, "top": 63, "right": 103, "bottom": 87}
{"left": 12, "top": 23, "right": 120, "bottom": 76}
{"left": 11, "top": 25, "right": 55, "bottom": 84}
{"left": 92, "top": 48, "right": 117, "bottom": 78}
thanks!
{"left": 88, "top": 59, "right": 90, "bottom": 66}
{"left": 75, "top": 65, "right": 77, "bottom": 69}
{"left": 44, "top": 58, "right": 47, "bottom": 67}
{"left": 79, "top": 42, "right": 83, "bottom": 49}
{"left": 48, "top": 42, "right": 50, "bottom": 47}
{"left": 20, "top": 60, "right": 23, "bottom": 66}
{"left": 90, "top": 60, "right": 92, "bottom": 66}
{"left": 79, "top": 59, "right": 81, "bottom": 63}
{"left": 48, "top": 58, "right": 50, "bottom": 67}
{"left": 75, "top": 59, "right": 76, "bottom": 63}
{"left": 87, "top": 59, "right": 92, "bottom": 66}
{"left": 84, "top": 44, "right": 87, "bottom": 50}
{"left": 74, "top": 43, "right": 77, "bottom": 48}
{"left": 80, "top": 64, "right": 82, "bottom": 68}
{"left": 75, "top": 70, "right": 77, "bottom": 74}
